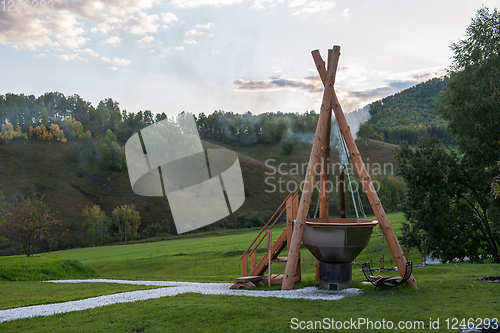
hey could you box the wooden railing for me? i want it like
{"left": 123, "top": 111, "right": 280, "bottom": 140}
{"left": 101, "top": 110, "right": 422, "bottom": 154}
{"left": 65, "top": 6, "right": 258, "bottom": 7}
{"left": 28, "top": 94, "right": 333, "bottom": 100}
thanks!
{"left": 239, "top": 192, "right": 299, "bottom": 277}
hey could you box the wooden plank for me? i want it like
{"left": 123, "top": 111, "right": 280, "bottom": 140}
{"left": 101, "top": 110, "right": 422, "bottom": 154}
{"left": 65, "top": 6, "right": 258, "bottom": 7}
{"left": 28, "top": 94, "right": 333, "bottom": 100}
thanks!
{"left": 234, "top": 276, "right": 263, "bottom": 283}
{"left": 286, "top": 195, "right": 293, "bottom": 255}
{"left": 263, "top": 274, "right": 301, "bottom": 284}
{"left": 250, "top": 249, "right": 257, "bottom": 269}
{"left": 282, "top": 48, "right": 339, "bottom": 290}
{"left": 271, "top": 257, "right": 288, "bottom": 263}
{"left": 311, "top": 46, "right": 418, "bottom": 290}
{"left": 241, "top": 254, "right": 248, "bottom": 277}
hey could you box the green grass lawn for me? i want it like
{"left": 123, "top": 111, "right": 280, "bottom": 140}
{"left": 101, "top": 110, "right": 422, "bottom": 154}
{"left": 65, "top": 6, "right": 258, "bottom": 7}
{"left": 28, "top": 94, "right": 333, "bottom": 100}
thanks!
{"left": 48, "top": 212, "right": 422, "bottom": 282}
{"left": 0, "top": 282, "right": 161, "bottom": 310}
{"left": 0, "top": 264, "right": 498, "bottom": 333}
{"left": 1, "top": 211, "right": 499, "bottom": 332}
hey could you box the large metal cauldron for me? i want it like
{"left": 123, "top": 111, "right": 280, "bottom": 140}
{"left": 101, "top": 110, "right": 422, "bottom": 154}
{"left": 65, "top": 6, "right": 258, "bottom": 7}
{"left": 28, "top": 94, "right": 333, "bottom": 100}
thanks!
{"left": 302, "top": 218, "right": 378, "bottom": 263}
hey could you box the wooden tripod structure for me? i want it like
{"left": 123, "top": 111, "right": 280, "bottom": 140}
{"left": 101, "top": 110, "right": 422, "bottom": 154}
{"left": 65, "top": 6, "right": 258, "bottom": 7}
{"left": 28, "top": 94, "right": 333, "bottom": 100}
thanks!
{"left": 281, "top": 46, "right": 418, "bottom": 290}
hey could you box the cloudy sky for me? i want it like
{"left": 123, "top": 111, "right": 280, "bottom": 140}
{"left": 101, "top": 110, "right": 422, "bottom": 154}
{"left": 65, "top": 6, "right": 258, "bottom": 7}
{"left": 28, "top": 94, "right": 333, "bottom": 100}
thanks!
{"left": 0, "top": 0, "right": 497, "bottom": 117}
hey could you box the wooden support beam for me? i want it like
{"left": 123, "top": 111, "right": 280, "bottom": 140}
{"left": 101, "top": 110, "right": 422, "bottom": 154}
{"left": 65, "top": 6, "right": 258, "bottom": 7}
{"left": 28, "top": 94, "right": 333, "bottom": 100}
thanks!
{"left": 241, "top": 254, "right": 248, "bottom": 277}
{"left": 319, "top": 113, "right": 331, "bottom": 218}
{"left": 320, "top": 48, "right": 332, "bottom": 218}
{"left": 340, "top": 166, "right": 346, "bottom": 218}
{"left": 250, "top": 249, "right": 257, "bottom": 269}
{"left": 281, "top": 48, "right": 339, "bottom": 290}
{"left": 267, "top": 230, "right": 272, "bottom": 287}
{"left": 286, "top": 195, "right": 293, "bottom": 254}
{"left": 312, "top": 47, "right": 418, "bottom": 290}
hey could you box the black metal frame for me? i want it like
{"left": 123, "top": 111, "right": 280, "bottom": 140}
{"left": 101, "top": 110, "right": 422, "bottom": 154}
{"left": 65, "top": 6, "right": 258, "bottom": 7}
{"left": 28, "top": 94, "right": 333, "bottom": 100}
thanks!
{"left": 362, "top": 261, "right": 413, "bottom": 290}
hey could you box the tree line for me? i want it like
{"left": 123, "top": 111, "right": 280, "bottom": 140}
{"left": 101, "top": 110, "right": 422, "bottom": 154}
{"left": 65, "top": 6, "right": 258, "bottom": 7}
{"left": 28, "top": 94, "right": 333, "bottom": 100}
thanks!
{"left": 0, "top": 192, "right": 142, "bottom": 256}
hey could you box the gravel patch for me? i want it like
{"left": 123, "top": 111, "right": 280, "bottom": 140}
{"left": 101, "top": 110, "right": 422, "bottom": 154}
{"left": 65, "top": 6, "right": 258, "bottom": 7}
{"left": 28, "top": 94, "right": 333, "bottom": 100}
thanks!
{"left": 0, "top": 279, "right": 361, "bottom": 323}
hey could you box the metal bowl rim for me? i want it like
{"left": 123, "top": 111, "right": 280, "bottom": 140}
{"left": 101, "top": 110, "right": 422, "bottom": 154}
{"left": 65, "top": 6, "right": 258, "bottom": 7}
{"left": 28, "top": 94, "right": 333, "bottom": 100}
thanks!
{"left": 305, "top": 218, "right": 378, "bottom": 228}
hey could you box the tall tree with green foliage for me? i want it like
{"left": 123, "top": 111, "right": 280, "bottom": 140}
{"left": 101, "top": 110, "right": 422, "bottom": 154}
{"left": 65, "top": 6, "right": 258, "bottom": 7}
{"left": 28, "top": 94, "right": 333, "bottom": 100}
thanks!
{"left": 112, "top": 205, "right": 141, "bottom": 242}
{"left": 397, "top": 6, "right": 500, "bottom": 263}
{"left": 82, "top": 205, "right": 111, "bottom": 247}
{"left": 98, "top": 129, "right": 126, "bottom": 171}
{"left": 0, "top": 196, "right": 59, "bottom": 257}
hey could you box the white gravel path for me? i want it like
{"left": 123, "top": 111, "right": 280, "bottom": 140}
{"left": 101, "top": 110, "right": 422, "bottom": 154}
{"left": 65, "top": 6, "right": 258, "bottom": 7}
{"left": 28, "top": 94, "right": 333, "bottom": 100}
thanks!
{"left": 0, "top": 279, "right": 361, "bottom": 323}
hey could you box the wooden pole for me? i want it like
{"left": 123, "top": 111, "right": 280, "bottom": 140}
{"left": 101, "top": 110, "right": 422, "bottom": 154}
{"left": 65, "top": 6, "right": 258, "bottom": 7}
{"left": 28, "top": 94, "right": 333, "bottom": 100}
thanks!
{"left": 320, "top": 49, "right": 332, "bottom": 218}
{"left": 267, "top": 230, "right": 272, "bottom": 287}
{"left": 339, "top": 166, "right": 346, "bottom": 218}
{"left": 312, "top": 47, "right": 418, "bottom": 289}
{"left": 281, "top": 48, "right": 339, "bottom": 290}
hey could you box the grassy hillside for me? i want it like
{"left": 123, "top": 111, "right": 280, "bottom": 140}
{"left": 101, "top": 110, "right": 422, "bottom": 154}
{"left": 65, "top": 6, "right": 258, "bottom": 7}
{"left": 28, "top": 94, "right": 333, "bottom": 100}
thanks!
{"left": 204, "top": 137, "right": 399, "bottom": 177}
{"left": 0, "top": 255, "right": 97, "bottom": 281}
{"left": 0, "top": 115, "right": 402, "bottom": 255}
{"left": 0, "top": 132, "right": 301, "bottom": 252}
{"left": 362, "top": 77, "right": 452, "bottom": 144}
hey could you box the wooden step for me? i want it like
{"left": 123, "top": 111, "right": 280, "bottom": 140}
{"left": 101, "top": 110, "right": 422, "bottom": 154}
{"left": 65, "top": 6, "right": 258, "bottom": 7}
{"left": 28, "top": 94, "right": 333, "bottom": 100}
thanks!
{"left": 271, "top": 257, "right": 287, "bottom": 263}
{"left": 231, "top": 276, "right": 265, "bottom": 289}
{"left": 234, "top": 276, "right": 263, "bottom": 283}
{"left": 262, "top": 274, "right": 301, "bottom": 285}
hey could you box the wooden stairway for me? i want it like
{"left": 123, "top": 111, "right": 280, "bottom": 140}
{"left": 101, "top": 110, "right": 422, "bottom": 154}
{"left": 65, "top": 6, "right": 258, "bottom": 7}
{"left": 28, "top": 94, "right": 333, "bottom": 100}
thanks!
{"left": 231, "top": 193, "right": 301, "bottom": 289}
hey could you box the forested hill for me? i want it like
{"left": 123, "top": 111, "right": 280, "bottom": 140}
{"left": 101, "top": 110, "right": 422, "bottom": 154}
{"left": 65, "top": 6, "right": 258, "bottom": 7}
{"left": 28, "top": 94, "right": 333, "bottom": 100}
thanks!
{"left": 358, "top": 77, "right": 451, "bottom": 144}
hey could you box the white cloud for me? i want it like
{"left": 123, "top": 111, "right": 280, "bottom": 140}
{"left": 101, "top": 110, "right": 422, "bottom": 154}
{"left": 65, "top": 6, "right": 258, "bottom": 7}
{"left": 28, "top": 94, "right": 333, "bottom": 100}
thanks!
{"left": 83, "top": 48, "right": 101, "bottom": 59}
{"left": 108, "top": 0, "right": 157, "bottom": 17}
{"left": 292, "top": 1, "right": 336, "bottom": 15}
{"left": 82, "top": 48, "right": 132, "bottom": 66}
{"left": 103, "top": 36, "right": 122, "bottom": 46}
{"left": 342, "top": 8, "right": 349, "bottom": 18}
{"left": 107, "top": 57, "right": 132, "bottom": 66}
{"left": 250, "top": 0, "right": 284, "bottom": 9}
{"left": 0, "top": 18, "right": 56, "bottom": 51}
{"left": 127, "top": 11, "right": 159, "bottom": 35}
{"left": 71, "top": 0, "right": 108, "bottom": 20}
{"left": 109, "top": 66, "right": 119, "bottom": 71}
{"left": 139, "top": 35, "right": 155, "bottom": 43}
{"left": 169, "top": 0, "right": 244, "bottom": 9}
{"left": 175, "top": 46, "right": 185, "bottom": 51}
{"left": 56, "top": 53, "right": 83, "bottom": 61}
{"left": 184, "top": 39, "right": 200, "bottom": 45}
{"left": 185, "top": 22, "right": 213, "bottom": 36}
{"left": 185, "top": 29, "right": 202, "bottom": 36}
{"left": 195, "top": 23, "right": 214, "bottom": 30}
{"left": 48, "top": 13, "right": 90, "bottom": 49}
{"left": 289, "top": 0, "right": 308, "bottom": 6}
{"left": 212, "top": 49, "right": 221, "bottom": 56}
{"left": 160, "top": 12, "right": 178, "bottom": 24}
